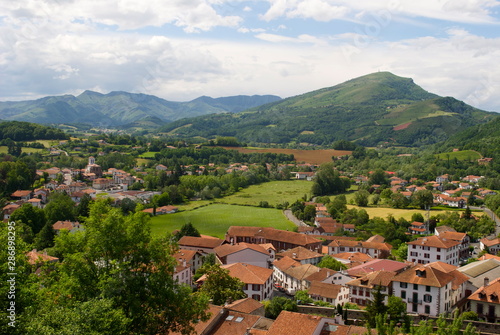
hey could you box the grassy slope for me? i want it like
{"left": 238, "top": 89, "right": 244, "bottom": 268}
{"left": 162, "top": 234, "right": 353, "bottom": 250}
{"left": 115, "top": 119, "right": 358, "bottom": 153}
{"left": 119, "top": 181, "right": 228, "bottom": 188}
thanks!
{"left": 435, "top": 150, "right": 482, "bottom": 161}
{"left": 150, "top": 204, "right": 295, "bottom": 238}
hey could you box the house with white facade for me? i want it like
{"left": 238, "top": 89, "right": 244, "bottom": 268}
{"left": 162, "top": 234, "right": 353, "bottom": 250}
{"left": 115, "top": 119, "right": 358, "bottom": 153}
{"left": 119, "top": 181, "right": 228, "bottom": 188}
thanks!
{"left": 392, "top": 262, "right": 469, "bottom": 316}
{"left": 199, "top": 263, "right": 274, "bottom": 301}
{"left": 480, "top": 237, "right": 500, "bottom": 255}
{"left": 468, "top": 277, "right": 500, "bottom": 323}
{"left": 407, "top": 235, "right": 461, "bottom": 266}
{"left": 307, "top": 282, "right": 349, "bottom": 306}
{"left": 276, "top": 246, "right": 323, "bottom": 265}
{"left": 214, "top": 243, "right": 271, "bottom": 268}
{"left": 346, "top": 270, "right": 397, "bottom": 306}
{"left": 328, "top": 239, "right": 392, "bottom": 259}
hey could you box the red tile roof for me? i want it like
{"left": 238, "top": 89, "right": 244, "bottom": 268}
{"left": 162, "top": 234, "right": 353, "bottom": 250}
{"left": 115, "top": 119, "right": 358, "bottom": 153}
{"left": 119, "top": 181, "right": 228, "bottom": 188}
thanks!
{"left": 407, "top": 235, "right": 460, "bottom": 249}
{"left": 308, "top": 282, "right": 342, "bottom": 300}
{"left": 267, "top": 311, "right": 323, "bottom": 335}
{"left": 215, "top": 243, "right": 269, "bottom": 258}
{"left": 220, "top": 263, "right": 273, "bottom": 285}
{"left": 347, "top": 259, "right": 408, "bottom": 277}
{"left": 469, "top": 277, "right": 500, "bottom": 304}
{"left": 277, "top": 246, "right": 323, "bottom": 261}
{"left": 178, "top": 236, "right": 225, "bottom": 249}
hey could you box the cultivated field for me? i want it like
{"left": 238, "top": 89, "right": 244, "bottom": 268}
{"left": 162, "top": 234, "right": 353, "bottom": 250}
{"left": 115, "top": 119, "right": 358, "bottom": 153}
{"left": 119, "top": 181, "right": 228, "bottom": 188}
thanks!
{"left": 150, "top": 204, "right": 295, "bottom": 238}
{"left": 435, "top": 150, "right": 482, "bottom": 161}
{"left": 221, "top": 147, "right": 352, "bottom": 164}
{"left": 220, "top": 180, "right": 312, "bottom": 207}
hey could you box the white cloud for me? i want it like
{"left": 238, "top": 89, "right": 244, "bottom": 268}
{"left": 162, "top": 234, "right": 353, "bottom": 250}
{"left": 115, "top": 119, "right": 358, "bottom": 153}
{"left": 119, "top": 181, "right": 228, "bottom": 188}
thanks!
{"left": 260, "top": 0, "right": 500, "bottom": 24}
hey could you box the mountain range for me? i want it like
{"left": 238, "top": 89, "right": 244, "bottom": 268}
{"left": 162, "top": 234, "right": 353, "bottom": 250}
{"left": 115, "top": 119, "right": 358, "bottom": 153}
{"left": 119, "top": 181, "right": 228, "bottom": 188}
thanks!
{"left": 0, "top": 91, "right": 281, "bottom": 127}
{"left": 159, "top": 72, "right": 498, "bottom": 147}
{"left": 1, "top": 72, "right": 497, "bottom": 147}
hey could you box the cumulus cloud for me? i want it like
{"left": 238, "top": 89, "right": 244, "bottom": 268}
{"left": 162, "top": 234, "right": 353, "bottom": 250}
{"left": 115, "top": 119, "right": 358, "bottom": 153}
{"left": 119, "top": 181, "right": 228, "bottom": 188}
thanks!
{"left": 260, "top": 0, "right": 500, "bottom": 24}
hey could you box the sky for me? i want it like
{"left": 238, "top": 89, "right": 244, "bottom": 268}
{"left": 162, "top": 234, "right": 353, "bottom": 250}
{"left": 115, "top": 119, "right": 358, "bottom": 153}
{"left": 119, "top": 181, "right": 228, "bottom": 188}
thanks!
{"left": 1, "top": 0, "right": 500, "bottom": 112}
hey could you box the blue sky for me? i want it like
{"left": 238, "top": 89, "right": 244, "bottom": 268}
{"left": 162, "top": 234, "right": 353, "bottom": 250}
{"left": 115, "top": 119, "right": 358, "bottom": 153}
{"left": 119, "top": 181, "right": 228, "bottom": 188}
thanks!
{"left": 1, "top": 0, "right": 500, "bottom": 111}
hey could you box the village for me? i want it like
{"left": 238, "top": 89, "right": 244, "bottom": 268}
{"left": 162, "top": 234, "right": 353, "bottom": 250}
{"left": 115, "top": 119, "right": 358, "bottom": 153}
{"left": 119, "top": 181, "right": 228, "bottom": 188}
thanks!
{"left": 8, "top": 151, "right": 500, "bottom": 335}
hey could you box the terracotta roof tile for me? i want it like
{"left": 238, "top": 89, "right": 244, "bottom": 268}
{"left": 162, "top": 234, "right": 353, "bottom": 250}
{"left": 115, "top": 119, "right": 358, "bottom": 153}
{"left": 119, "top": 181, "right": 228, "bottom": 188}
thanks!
{"left": 225, "top": 297, "right": 264, "bottom": 314}
{"left": 222, "top": 263, "right": 273, "bottom": 285}
{"left": 308, "top": 282, "right": 342, "bottom": 300}
{"left": 267, "top": 311, "right": 323, "bottom": 335}
{"left": 277, "top": 246, "right": 323, "bottom": 261}
{"left": 407, "top": 235, "right": 460, "bottom": 249}
{"left": 469, "top": 277, "right": 500, "bottom": 304}
{"left": 178, "top": 236, "right": 225, "bottom": 249}
{"left": 273, "top": 256, "right": 301, "bottom": 271}
{"left": 215, "top": 243, "right": 268, "bottom": 258}
{"left": 346, "top": 270, "right": 397, "bottom": 288}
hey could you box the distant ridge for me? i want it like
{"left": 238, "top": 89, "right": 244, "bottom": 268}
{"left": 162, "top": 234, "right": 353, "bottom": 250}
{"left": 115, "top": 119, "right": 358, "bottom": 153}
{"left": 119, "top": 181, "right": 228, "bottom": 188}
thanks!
{"left": 0, "top": 91, "right": 281, "bottom": 127}
{"left": 159, "top": 72, "right": 497, "bottom": 147}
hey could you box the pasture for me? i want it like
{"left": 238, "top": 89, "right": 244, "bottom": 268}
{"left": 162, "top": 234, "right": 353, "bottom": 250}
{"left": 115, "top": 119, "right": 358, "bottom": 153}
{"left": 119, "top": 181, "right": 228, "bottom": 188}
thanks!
{"left": 435, "top": 150, "right": 482, "bottom": 161}
{"left": 220, "top": 180, "right": 312, "bottom": 207}
{"left": 150, "top": 204, "right": 295, "bottom": 238}
{"left": 221, "top": 147, "right": 351, "bottom": 164}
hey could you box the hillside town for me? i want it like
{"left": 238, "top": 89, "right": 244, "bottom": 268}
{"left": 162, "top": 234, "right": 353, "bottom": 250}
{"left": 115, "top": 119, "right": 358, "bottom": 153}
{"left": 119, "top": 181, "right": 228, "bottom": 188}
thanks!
{"left": 10, "top": 151, "right": 500, "bottom": 335}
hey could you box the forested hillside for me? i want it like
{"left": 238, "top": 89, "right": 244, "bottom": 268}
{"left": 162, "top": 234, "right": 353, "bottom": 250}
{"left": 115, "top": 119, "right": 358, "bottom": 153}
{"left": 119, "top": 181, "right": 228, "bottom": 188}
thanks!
{"left": 161, "top": 72, "right": 496, "bottom": 147}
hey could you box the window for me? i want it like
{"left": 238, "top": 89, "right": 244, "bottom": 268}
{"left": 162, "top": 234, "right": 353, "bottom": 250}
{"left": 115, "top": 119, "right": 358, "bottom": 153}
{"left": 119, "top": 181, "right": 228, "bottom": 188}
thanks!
{"left": 477, "top": 303, "right": 484, "bottom": 314}
{"left": 400, "top": 282, "right": 408, "bottom": 288}
{"left": 426, "top": 286, "right": 431, "bottom": 292}
{"left": 365, "top": 291, "right": 370, "bottom": 297}
{"left": 413, "top": 284, "right": 418, "bottom": 290}
{"left": 425, "top": 305, "right": 430, "bottom": 314}
{"left": 353, "top": 289, "right": 357, "bottom": 295}
{"left": 424, "top": 295, "right": 432, "bottom": 303}
{"left": 437, "top": 248, "right": 441, "bottom": 252}
{"left": 252, "top": 284, "right": 260, "bottom": 291}
{"left": 437, "top": 255, "right": 441, "bottom": 260}
{"left": 401, "top": 291, "right": 406, "bottom": 299}
{"left": 252, "top": 294, "right": 260, "bottom": 301}
{"left": 412, "top": 303, "right": 418, "bottom": 313}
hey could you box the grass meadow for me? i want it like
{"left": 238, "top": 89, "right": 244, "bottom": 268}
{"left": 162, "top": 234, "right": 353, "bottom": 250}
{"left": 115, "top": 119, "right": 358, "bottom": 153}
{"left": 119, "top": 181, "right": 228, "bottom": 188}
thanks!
{"left": 435, "top": 150, "right": 482, "bottom": 161}
{"left": 150, "top": 204, "right": 295, "bottom": 238}
{"left": 219, "top": 180, "right": 312, "bottom": 207}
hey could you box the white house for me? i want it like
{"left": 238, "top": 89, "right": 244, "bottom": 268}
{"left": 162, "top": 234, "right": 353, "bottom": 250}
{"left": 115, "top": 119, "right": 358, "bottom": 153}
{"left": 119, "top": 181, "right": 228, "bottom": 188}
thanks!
{"left": 345, "top": 270, "right": 397, "bottom": 306}
{"left": 392, "top": 262, "right": 469, "bottom": 316}
{"left": 480, "top": 237, "right": 500, "bottom": 255}
{"left": 307, "top": 282, "right": 349, "bottom": 306}
{"left": 407, "top": 235, "right": 461, "bottom": 266}
{"left": 468, "top": 277, "right": 500, "bottom": 323}
{"left": 214, "top": 243, "right": 271, "bottom": 268}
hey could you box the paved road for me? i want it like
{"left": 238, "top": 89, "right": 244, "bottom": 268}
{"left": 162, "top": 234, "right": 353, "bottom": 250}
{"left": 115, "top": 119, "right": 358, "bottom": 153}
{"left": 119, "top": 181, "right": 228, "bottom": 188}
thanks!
{"left": 283, "top": 209, "right": 308, "bottom": 227}
{"left": 471, "top": 206, "right": 500, "bottom": 238}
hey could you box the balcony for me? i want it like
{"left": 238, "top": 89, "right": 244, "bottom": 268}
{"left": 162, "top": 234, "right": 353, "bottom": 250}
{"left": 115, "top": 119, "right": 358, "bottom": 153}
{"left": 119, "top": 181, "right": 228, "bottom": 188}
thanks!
{"left": 408, "top": 298, "right": 422, "bottom": 304}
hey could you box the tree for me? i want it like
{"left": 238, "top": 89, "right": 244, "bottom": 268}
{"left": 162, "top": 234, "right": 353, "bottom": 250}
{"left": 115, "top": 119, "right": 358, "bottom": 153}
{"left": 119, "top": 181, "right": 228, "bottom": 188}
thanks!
{"left": 76, "top": 193, "right": 93, "bottom": 218}
{"left": 197, "top": 264, "right": 246, "bottom": 306}
{"left": 369, "top": 169, "right": 388, "bottom": 186}
{"left": 302, "top": 205, "right": 316, "bottom": 222}
{"left": 365, "top": 285, "right": 387, "bottom": 327}
{"left": 390, "top": 193, "right": 409, "bottom": 209}
{"left": 411, "top": 212, "right": 425, "bottom": 223}
{"left": 10, "top": 203, "right": 46, "bottom": 235}
{"left": 264, "top": 296, "right": 298, "bottom": 319}
{"left": 395, "top": 244, "right": 408, "bottom": 261}
{"left": 120, "top": 198, "right": 137, "bottom": 215}
{"left": 44, "top": 192, "right": 76, "bottom": 224}
{"left": 386, "top": 296, "right": 409, "bottom": 330}
{"left": 327, "top": 195, "right": 347, "bottom": 219}
{"left": 317, "top": 255, "right": 347, "bottom": 271}
{"left": 175, "top": 222, "right": 201, "bottom": 241}
{"left": 411, "top": 189, "right": 434, "bottom": 209}
{"left": 34, "top": 222, "right": 55, "bottom": 250}
{"left": 354, "top": 190, "right": 370, "bottom": 207}
{"left": 40, "top": 200, "right": 210, "bottom": 335}
{"left": 294, "top": 290, "right": 313, "bottom": 304}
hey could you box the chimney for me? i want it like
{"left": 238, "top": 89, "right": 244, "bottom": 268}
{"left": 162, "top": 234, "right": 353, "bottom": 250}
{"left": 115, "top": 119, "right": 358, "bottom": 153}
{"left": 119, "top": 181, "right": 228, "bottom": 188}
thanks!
{"left": 485, "top": 277, "right": 490, "bottom": 287}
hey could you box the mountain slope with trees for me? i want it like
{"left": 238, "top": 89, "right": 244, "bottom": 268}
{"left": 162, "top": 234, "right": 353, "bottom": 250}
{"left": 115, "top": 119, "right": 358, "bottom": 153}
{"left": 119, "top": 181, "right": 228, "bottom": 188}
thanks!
{"left": 160, "top": 72, "right": 497, "bottom": 146}
{"left": 0, "top": 91, "right": 281, "bottom": 127}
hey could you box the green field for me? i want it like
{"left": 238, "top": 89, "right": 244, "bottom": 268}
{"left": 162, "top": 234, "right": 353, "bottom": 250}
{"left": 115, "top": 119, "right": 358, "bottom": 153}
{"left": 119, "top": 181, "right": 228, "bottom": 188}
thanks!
{"left": 219, "top": 180, "right": 312, "bottom": 207}
{"left": 150, "top": 204, "right": 295, "bottom": 238}
{"left": 0, "top": 146, "right": 45, "bottom": 154}
{"left": 435, "top": 150, "right": 482, "bottom": 161}
{"left": 139, "top": 152, "right": 157, "bottom": 158}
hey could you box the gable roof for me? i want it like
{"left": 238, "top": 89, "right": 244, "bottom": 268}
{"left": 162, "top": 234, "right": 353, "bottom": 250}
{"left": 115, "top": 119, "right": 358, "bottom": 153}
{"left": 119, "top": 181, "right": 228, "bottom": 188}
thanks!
{"left": 347, "top": 259, "right": 408, "bottom": 277}
{"left": 273, "top": 256, "right": 301, "bottom": 272}
{"left": 439, "top": 231, "right": 467, "bottom": 242}
{"left": 304, "top": 268, "right": 338, "bottom": 283}
{"left": 308, "top": 282, "right": 342, "bottom": 300}
{"left": 226, "top": 226, "right": 322, "bottom": 247}
{"left": 346, "top": 270, "right": 397, "bottom": 288}
{"left": 469, "top": 277, "right": 500, "bottom": 305}
{"left": 222, "top": 263, "right": 273, "bottom": 285}
{"left": 225, "top": 297, "right": 264, "bottom": 314}
{"left": 26, "top": 249, "right": 59, "bottom": 265}
{"left": 284, "top": 263, "right": 321, "bottom": 281}
{"left": 277, "top": 246, "right": 323, "bottom": 261}
{"left": 328, "top": 239, "right": 392, "bottom": 251}
{"left": 392, "top": 262, "right": 468, "bottom": 288}
{"left": 210, "top": 311, "right": 262, "bottom": 335}
{"left": 267, "top": 311, "right": 324, "bottom": 335}
{"left": 215, "top": 243, "right": 269, "bottom": 258}
{"left": 407, "top": 235, "right": 460, "bottom": 249}
{"left": 52, "top": 221, "right": 81, "bottom": 231}
{"left": 178, "top": 236, "right": 225, "bottom": 249}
